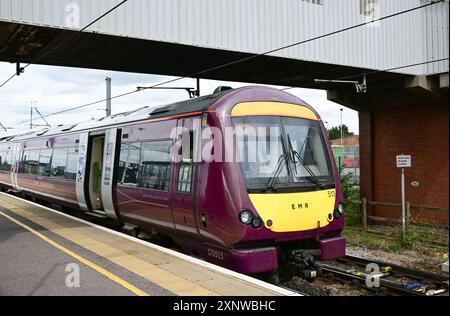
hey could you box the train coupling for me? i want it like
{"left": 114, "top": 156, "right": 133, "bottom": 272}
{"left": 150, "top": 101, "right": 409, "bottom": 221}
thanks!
{"left": 290, "top": 249, "right": 322, "bottom": 282}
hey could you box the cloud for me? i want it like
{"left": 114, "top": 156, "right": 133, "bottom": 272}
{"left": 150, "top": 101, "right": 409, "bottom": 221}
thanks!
{"left": 0, "top": 62, "right": 359, "bottom": 133}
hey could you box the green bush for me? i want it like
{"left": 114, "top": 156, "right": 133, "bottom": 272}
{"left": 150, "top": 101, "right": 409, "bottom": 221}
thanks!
{"left": 393, "top": 226, "right": 422, "bottom": 249}
{"left": 341, "top": 174, "right": 361, "bottom": 226}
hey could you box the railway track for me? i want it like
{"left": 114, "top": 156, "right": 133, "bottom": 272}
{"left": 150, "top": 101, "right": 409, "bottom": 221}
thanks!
{"left": 319, "top": 255, "right": 449, "bottom": 296}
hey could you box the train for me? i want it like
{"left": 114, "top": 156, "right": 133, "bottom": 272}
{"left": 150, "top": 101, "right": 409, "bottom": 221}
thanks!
{"left": 0, "top": 86, "right": 346, "bottom": 281}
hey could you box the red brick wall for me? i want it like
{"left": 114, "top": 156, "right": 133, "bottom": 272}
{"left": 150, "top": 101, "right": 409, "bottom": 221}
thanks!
{"left": 360, "top": 103, "right": 449, "bottom": 225}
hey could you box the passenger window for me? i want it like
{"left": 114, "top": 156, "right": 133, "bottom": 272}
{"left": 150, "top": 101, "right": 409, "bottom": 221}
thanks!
{"left": 177, "top": 131, "right": 194, "bottom": 194}
{"left": 0, "top": 148, "right": 13, "bottom": 172}
{"left": 66, "top": 148, "right": 78, "bottom": 181}
{"left": 139, "top": 141, "right": 171, "bottom": 191}
{"left": 6, "top": 150, "right": 13, "bottom": 170}
{"left": 0, "top": 151, "right": 5, "bottom": 171}
{"left": 122, "top": 143, "right": 141, "bottom": 186}
{"left": 117, "top": 143, "right": 129, "bottom": 184}
{"left": 22, "top": 150, "right": 39, "bottom": 175}
{"left": 38, "top": 149, "right": 52, "bottom": 177}
{"left": 51, "top": 148, "right": 68, "bottom": 179}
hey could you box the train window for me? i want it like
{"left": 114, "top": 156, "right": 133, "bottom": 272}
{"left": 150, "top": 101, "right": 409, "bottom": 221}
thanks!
{"left": 38, "top": 149, "right": 52, "bottom": 177}
{"left": 282, "top": 117, "right": 332, "bottom": 182}
{"left": 0, "top": 150, "right": 11, "bottom": 172}
{"left": 177, "top": 163, "right": 193, "bottom": 194}
{"left": 139, "top": 141, "right": 171, "bottom": 191}
{"left": 0, "top": 151, "right": 5, "bottom": 171}
{"left": 6, "top": 150, "right": 13, "bottom": 170}
{"left": 122, "top": 143, "right": 141, "bottom": 186}
{"left": 51, "top": 148, "right": 68, "bottom": 179}
{"left": 177, "top": 131, "right": 194, "bottom": 194}
{"left": 117, "top": 143, "right": 129, "bottom": 184}
{"left": 22, "top": 150, "right": 40, "bottom": 175}
{"left": 104, "top": 143, "right": 114, "bottom": 185}
{"left": 66, "top": 148, "right": 78, "bottom": 181}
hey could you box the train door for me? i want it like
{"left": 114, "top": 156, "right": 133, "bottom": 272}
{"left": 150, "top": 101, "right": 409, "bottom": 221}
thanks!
{"left": 100, "top": 128, "right": 120, "bottom": 219}
{"left": 85, "top": 132, "right": 105, "bottom": 214}
{"left": 76, "top": 133, "right": 89, "bottom": 210}
{"left": 170, "top": 117, "right": 201, "bottom": 240}
{"left": 10, "top": 142, "right": 21, "bottom": 191}
{"left": 76, "top": 131, "right": 109, "bottom": 217}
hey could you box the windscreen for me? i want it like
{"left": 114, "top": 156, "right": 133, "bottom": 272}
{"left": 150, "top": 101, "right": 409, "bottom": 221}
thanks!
{"left": 233, "top": 116, "right": 334, "bottom": 191}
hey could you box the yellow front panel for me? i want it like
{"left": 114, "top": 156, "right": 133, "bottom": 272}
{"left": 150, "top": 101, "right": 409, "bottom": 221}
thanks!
{"left": 231, "top": 102, "right": 318, "bottom": 120}
{"left": 249, "top": 189, "right": 336, "bottom": 233}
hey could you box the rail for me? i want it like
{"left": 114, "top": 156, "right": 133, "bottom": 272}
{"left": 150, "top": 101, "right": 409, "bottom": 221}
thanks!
{"left": 320, "top": 255, "right": 449, "bottom": 296}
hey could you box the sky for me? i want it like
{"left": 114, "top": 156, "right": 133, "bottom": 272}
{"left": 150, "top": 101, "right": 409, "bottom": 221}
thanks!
{"left": 0, "top": 61, "right": 359, "bottom": 134}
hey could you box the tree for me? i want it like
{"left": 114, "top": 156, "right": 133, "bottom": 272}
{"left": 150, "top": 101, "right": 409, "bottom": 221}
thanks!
{"left": 328, "top": 124, "right": 354, "bottom": 141}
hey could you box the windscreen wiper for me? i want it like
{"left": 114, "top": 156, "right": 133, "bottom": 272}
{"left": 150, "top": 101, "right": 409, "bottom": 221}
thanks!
{"left": 265, "top": 152, "right": 290, "bottom": 192}
{"left": 287, "top": 134, "right": 323, "bottom": 188}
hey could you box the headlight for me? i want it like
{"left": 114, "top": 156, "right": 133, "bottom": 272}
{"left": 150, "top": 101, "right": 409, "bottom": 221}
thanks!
{"left": 251, "top": 217, "right": 262, "bottom": 229}
{"left": 338, "top": 203, "right": 345, "bottom": 215}
{"left": 240, "top": 210, "right": 253, "bottom": 225}
{"left": 334, "top": 203, "right": 346, "bottom": 219}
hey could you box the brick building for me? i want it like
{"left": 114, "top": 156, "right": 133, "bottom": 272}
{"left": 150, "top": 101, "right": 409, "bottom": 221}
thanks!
{"left": 330, "top": 75, "right": 449, "bottom": 226}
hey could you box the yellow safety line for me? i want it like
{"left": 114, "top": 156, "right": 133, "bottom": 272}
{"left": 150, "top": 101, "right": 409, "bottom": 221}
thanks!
{"left": 0, "top": 199, "right": 217, "bottom": 296}
{"left": 0, "top": 210, "right": 150, "bottom": 297}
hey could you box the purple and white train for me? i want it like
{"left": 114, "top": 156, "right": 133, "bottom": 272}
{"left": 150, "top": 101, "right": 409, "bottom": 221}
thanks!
{"left": 0, "top": 86, "right": 346, "bottom": 280}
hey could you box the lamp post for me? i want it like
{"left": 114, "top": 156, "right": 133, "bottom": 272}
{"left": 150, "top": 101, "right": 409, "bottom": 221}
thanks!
{"left": 340, "top": 108, "right": 344, "bottom": 148}
{"left": 106, "top": 77, "right": 112, "bottom": 117}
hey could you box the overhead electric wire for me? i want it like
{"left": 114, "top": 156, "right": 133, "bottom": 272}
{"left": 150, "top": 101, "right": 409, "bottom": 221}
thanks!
{"left": 0, "top": 0, "right": 129, "bottom": 89}
{"left": 2, "top": 0, "right": 446, "bottom": 127}
{"left": 9, "top": 90, "right": 141, "bottom": 127}
{"left": 281, "top": 57, "right": 450, "bottom": 91}
{"left": 0, "top": 73, "right": 17, "bottom": 89}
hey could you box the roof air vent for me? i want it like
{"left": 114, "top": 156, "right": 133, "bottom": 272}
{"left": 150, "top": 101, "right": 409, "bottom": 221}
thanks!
{"left": 213, "top": 86, "right": 233, "bottom": 94}
{"left": 150, "top": 105, "right": 173, "bottom": 116}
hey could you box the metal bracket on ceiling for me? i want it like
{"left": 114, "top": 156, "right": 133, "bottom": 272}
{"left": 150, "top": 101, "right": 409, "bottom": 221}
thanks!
{"left": 355, "top": 73, "right": 367, "bottom": 94}
{"left": 314, "top": 73, "right": 367, "bottom": 94}
{"left": 16, "top": 62, "right": 24, "bottom": 76}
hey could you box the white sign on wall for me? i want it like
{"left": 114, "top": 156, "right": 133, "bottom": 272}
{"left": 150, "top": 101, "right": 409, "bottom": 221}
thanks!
{"left": 396, "top": 155, "right": 412, "bottom": 168}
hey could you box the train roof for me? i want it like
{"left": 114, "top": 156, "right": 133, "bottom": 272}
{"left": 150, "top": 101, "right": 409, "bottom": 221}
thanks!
{"left": 0, "top": 88, "right": 234, "bottom": 143}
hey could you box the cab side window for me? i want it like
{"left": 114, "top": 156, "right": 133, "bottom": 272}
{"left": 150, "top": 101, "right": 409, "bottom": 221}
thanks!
{"left": 177, "top": 131, "right": 194, "bottom": 194}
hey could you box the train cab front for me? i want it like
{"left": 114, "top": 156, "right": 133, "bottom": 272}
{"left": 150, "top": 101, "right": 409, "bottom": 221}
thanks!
{"left": 224, "top": 101, "right": 346, "bottom": 280}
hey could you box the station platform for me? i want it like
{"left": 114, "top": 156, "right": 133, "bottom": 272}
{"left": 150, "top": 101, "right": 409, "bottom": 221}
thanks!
{"left": 0, "top": 192, "right": 298, "bottom": 296}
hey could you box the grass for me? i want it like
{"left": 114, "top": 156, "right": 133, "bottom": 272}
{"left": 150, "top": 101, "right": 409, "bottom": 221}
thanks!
{"left": 345, "top": 224, "right": 449, "bottom": 259}
{"left": 391, "top": 226, "right": 422, "bottom": 249}
{"left": 344, "top": 228, "right": 385, "bottom": 249}
{"left": 338, "top": 174, "right": 448, "bottom": 256}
